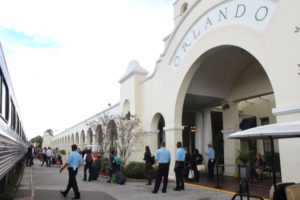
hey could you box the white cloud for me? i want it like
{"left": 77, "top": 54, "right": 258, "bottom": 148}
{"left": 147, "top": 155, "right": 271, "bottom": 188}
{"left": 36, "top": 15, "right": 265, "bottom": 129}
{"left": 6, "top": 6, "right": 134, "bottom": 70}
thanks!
{"left": 0, "top": 0, "right": 174, "bottom": 139}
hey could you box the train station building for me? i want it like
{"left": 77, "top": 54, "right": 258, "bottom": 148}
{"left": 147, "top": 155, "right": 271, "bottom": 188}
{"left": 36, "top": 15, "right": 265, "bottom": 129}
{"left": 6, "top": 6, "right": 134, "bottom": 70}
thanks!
{"left": 50, "top": 0, "right": 300, "bottom": 181}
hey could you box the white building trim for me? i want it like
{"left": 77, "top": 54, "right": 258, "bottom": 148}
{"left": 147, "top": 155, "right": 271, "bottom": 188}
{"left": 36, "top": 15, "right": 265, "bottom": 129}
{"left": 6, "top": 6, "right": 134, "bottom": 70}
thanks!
{"left": 163, "top": 126, "right": 184, "bottom": 132}
{"left": 221, "top": 129, "right": 241, "bottom": 134}
{"left": 272, "top": 104, "right": 300, "bottom": 116}
{"left": 142, "top": 130, "right": 159, "bottom": 134}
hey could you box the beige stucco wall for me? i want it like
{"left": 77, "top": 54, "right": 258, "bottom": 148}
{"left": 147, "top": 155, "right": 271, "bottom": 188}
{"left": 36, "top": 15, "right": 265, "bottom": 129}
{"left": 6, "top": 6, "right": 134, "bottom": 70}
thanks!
{"left": 51, "top": 0, "right": 300, "bottom": 182}
{"left": 134, "top": 0, "right": 300, "bottom": 180}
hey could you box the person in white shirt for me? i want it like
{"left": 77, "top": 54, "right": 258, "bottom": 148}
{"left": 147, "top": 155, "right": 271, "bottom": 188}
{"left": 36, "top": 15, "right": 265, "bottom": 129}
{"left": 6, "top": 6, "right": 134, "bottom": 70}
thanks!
{"left": 45, "top": 147, "right": 54, "bottom": 167}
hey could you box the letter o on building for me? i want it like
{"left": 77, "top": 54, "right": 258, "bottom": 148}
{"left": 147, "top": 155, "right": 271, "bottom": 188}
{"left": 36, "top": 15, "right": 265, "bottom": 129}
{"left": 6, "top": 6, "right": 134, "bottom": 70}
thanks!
{"left": 255, "top": 6, "right": 268, "bottom": 21}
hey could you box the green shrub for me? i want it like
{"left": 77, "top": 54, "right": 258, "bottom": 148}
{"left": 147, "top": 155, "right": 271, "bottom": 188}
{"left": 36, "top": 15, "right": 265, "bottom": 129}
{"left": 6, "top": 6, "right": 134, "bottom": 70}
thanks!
{"left": 100, "top": 157, "right": 111, "bottom": 174}
{"left": 93, "top": 158, "right": 101, "bottom": 171}
{"left": 123, "top": 162, "right": 156, "bottom": 179}
{"left": 60, "top": 150, "right": 66, "bottom": 155}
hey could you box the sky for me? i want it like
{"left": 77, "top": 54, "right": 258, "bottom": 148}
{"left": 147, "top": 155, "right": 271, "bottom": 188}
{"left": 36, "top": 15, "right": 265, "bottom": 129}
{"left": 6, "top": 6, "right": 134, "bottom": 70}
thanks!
{"left": 0, "top": 0, "right": 174, "bottom": 140}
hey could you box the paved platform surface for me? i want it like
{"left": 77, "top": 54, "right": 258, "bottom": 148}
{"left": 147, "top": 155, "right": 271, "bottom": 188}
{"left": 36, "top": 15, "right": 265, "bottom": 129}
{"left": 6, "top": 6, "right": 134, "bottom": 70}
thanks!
{"left": 14, "top": 159, "right": 234, "bottom": 200}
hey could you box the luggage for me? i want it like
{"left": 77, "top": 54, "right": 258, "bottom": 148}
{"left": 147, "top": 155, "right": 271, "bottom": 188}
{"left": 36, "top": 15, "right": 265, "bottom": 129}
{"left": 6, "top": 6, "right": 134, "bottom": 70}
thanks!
{"left": 116, "top": 171, "right": 126, "bottom": 185}
{"left": 272, "top": 182, "right": 295, "bottom": 200}
{"left": 90, "top": 165, "right": 99, "bottom": 180}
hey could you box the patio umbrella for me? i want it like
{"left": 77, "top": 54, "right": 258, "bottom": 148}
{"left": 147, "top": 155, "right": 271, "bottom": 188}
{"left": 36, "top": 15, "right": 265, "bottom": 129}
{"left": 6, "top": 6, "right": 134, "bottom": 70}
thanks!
{"left": 227, "top": 121, "right": 300, "bottom": 187}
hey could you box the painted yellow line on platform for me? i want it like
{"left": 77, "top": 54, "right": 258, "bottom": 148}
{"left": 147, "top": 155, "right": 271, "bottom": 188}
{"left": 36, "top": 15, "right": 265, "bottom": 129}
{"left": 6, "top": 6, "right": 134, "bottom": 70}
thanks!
{"left": 185, "top": 183, "right": 236, "bottom": 195}
{"left": 185, "top": 183, "right": 270, "bottom": 200}
{"left": 30, "top": 168, "right": 34, "bottom": 198}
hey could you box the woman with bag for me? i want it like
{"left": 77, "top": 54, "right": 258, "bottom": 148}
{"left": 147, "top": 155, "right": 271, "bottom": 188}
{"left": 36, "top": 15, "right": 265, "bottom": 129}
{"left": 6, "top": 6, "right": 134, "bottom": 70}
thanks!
{"left": 190, "top": 149, "right": 203, "bottom": 181}
{"left": 143, "top": 146, "right": 153, "bottom": 185}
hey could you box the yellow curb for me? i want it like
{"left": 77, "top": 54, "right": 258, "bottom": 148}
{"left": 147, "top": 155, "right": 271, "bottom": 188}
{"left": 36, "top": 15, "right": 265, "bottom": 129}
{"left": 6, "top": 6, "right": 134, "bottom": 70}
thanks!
{"left": 30, "top": 168, "right": 34, "bottom": 198}
{"left": 185, "top": 183, "right": 270, "bottom": 200}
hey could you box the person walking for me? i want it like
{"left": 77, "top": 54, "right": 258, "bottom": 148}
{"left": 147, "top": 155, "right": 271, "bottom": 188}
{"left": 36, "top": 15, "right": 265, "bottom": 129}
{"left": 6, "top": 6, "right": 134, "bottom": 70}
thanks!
{"left": 60, "top": 144, "right": 83, "bottom": 199}
{"left": 107, "top": 150, "right": 119, "bottom": 183}
{"left": 83, "top": 149, "right": 93, "bottom": 181}
{"left": 173, "top": 141, "right": 186, "bottom": 191}
{"left": 26, "top": 145, "right": 33, "bottom": 167}
{"left": 206, "top": 144, "right": 215, "bottom": 179}
{"left": 152, "top": 141, "right": 171, "bottom": 194}
{"left": 143, "top": 146, "right": 154, "bottom": 185}
{"left": 45, "top": 147, "right": 54, "bottom": 167}
{"left": 41, "top": 147, "right": 47, "bottom": 166}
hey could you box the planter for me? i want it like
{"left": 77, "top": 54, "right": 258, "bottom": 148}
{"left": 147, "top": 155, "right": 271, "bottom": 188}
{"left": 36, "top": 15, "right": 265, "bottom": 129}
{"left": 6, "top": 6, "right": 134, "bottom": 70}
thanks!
{"left": 238, "top": 166, "right": 250, "bottom": 179}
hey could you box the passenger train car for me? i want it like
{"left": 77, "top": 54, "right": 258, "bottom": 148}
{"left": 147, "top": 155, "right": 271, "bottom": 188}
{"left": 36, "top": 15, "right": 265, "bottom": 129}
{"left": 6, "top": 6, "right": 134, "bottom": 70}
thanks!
{"left": 0, "top": 42, "right": 28, "bottom": 188}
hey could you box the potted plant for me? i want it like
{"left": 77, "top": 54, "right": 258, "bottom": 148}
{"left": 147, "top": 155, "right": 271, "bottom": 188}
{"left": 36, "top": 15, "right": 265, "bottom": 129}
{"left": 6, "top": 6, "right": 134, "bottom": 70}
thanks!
{"left": 236, "top": 150, "right": 256, "bottom": 179}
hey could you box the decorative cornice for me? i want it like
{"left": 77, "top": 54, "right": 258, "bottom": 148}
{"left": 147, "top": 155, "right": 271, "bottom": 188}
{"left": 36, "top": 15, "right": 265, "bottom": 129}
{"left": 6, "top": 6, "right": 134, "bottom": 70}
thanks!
{"left": 163, "top": 126, "right": 184, "bottom": 132}
{"left": 119, "top": 60, "right": 148, "bottom": 83}
{"left": 272, "top": 104, "right": 300, "bottom": 116}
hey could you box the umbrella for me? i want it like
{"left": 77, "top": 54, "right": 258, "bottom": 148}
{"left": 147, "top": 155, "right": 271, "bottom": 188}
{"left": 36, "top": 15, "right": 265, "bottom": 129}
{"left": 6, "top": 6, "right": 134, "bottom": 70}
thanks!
{"left": 227, "top": 121, "right": 300, "bottom": 187}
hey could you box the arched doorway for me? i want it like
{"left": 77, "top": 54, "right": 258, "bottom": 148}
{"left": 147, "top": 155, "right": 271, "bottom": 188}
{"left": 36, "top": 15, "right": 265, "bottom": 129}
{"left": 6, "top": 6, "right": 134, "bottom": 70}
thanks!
{"left": 151, "top": 113, "right": 166, "bottom": 148}
{"left": 95, "top": 125, "right": 105, "bottom": 153}
{"left": 71, "top": 134, "right": 74, "bottom": 145}
{"left": 80, "top": 130, "right": 85, "bottom": 150}
{"left": 107, "top": 120, "right": 117, "bottom": 151}
{"left": 177, "top": 45, "right": 276, "bottom": 174}
{"left": 87, "top": 128, "right": 93, "bottom": 145}
{"left": 122, "top": 100, "right": 130, "bottom": 116}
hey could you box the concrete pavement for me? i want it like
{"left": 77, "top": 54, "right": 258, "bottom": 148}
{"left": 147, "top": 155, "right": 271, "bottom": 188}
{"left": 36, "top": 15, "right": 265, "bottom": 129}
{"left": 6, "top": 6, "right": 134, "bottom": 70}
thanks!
{"left": 14, "top": 159, "right": 234, "bottom": 200}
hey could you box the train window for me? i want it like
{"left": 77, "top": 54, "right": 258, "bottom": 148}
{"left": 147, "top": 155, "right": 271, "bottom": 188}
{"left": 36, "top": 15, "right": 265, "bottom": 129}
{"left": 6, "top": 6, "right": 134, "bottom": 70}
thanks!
{"left": 16, "top": 115, "right": 20, "bottom": 134}
{"left": 11, "top": 101, "right": 16, "bottom": 130}
{"left": 0, "top": 72, "right": 9, "bottom": 121}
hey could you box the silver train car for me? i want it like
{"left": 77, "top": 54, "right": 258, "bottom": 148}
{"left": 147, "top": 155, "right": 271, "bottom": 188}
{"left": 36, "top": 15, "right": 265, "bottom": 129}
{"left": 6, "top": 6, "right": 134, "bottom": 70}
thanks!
{"left": 0, "top": 42, "right": 28, "bottom": 186}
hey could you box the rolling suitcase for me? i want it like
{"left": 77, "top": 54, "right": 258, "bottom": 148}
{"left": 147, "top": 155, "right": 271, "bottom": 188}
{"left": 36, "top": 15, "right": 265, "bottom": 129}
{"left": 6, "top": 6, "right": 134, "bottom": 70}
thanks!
{"left": 90, "top": 165, "right": 99, "bottom": 180}
{"left": 116, "top": 171, "right": 126, "bottom": 185}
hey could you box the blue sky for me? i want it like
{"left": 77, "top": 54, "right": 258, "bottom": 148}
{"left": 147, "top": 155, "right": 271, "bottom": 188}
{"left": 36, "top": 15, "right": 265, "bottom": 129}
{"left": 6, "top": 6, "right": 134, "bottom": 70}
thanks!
{"left": 0, "top": 26, "right": 58, "bottom": 49}
{"left": 0, "top": 0, "right": 174, "bottom": 139}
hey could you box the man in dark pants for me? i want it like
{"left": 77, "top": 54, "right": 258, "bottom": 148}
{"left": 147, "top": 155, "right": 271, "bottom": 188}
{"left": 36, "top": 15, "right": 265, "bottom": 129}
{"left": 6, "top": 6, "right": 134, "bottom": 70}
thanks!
{"left": 107, "top": 150, "right": 119, "bottom": 183}
{"left": 60, "top": 144, "right": 83, "bottom": 199}
{"left": 83, "top": 149, "right": 93, "bottom": 181}
{"left": 174, "top": 141, "right": 186, "bottom": 191}
{"left": 206, "top": 144, "right": 215, "bottom": 179}
{"left": 26, "top": 145, "right": 33, "bottom": 167}
{"left": 152, "top": 141, "right": 171, "bottom": 194}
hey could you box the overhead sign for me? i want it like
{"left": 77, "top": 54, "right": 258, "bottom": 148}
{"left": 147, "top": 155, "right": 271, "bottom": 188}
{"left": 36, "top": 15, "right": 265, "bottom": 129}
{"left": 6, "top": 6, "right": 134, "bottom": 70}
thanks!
{"left": 170, "top": 0, "right": 279, "bottom": 68}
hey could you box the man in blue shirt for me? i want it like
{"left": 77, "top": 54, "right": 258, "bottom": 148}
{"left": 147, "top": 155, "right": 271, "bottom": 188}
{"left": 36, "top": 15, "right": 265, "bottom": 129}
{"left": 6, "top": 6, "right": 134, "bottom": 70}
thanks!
{"left": 152, "top": 141, "right": 171, "bottom": 194}
{"left": 60, "top": 144, "right": 83, "bottom": 199}
{"left": 206, "top": 144, "right": 215, "bottom": 179}
{"left": 174, "top": 141, "right": 186, "bottom": 191}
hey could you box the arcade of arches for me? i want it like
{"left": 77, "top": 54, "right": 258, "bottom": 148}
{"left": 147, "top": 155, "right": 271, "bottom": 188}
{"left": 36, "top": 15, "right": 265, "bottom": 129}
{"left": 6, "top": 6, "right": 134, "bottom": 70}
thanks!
{"left": 52, "top": 119, "right": 119, "bottom": 156}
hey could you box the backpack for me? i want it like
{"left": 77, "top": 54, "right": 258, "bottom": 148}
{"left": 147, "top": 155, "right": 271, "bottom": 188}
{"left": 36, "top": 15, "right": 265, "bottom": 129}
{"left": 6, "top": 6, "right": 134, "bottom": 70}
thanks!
{"left": 86, "top": 153, "right": 93, "bottom": 163}
{"left": 113, "top": 156, "right": 121, "bottom": 166}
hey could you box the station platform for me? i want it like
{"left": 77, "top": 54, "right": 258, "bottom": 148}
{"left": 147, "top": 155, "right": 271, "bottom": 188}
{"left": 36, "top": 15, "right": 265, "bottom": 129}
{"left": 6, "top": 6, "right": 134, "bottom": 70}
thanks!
{"left": 14, "top": 159, "right": 238, "bottom": 200}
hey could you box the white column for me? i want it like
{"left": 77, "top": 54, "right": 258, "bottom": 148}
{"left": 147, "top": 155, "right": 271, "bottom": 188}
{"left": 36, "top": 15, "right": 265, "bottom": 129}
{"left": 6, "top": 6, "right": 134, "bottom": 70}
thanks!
{"left": 203, "top": 109, "right": 212, "bottom": 164}
{"left": 222, "top": 101, "right": 240, "bottom": 176}
{"left": 195, "top": 112, "right": 204, "bottom": 154}
{"left": 164, "top": 126, "right": 184, "bottom": 180}
{"left": 92, "top": 134, "right": 99, "bottom": 152}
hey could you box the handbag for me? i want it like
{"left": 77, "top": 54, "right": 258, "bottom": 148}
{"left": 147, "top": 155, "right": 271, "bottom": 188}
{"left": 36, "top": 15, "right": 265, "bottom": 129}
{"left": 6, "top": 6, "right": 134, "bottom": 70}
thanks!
{"left": 197, "top": 164, "right": 206, "bottom": 171}
{"left": 188, "top": 169, "right": 194, "bottom": 179}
